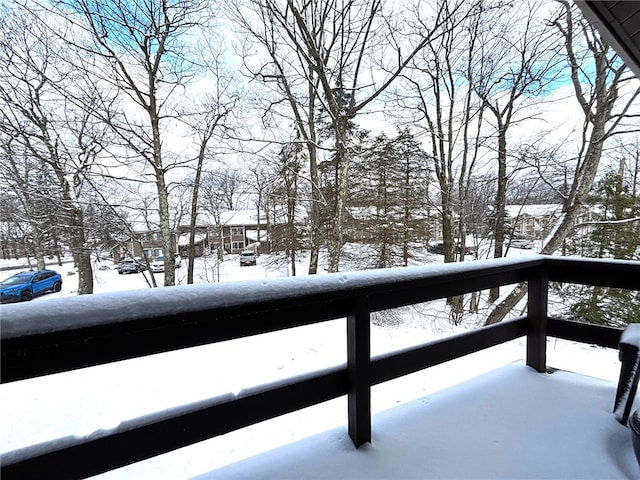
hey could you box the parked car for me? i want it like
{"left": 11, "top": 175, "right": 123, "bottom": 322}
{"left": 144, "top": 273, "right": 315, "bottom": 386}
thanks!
{"left": 427, "top": 242, "right": 474, "bottom": 256}
{"left": 427, "top": 242, "right": 446, "bottom": 255}
{"left": 510, "top": 239, "right": 535, "bottom": 249}
{"left": 117, "top": 258, "right": 147, "bottom": 275}
{"left": 0, "top": 269, "right": 63, "bottom": 303}
{"left": 150, "top": 255, "right": 182, "bottom": 273}
{"left": 240, "top": 251, "right": 257, "bottom": 266}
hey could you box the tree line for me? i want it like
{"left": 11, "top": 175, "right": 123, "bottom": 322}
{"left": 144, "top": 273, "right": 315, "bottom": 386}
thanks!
{"left": 0, "top": 0, "right": 638, "bottom": 325}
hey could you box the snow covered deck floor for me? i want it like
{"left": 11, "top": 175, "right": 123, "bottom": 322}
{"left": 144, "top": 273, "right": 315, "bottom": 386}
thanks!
{"left": 196, "top": 362, "right": 639, "bottom": 480}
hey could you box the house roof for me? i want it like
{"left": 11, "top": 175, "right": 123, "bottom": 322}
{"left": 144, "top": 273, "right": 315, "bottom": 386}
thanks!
{"left": 505, "top": 204, "right": 563, "bottom": 218}
{"left": 178, "top": 233, "right": 208, "bottom": 247}
{"left": 576, "top": 1, "right": 640, "bottom": 78}
{"left": 246, "top": 230, "right": 268, "bottom": 242}
{"left": 220, "top": 210, "right": 265, "bottom": 226}
{"left": 220, "top": 208, "right": 308, "bottom": 226}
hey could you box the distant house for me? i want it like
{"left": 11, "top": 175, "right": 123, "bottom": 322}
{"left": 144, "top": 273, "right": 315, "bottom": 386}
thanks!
{"left": 217, "top": 208, "right": 310, "bottom": 254}
{"left": 112, "top": 226, "right": 219, "bottom": 262}
{"left": 219, "top": 210, "right": 269, "bottom": 254}
{"left": 176, "top": 226, "right": 214, "bottom": 258}
{"left": 112, "top": 230, "right": 176, "bottom": 262}
{"left": 506, "top": 204, "right": 562, "bottom": 239}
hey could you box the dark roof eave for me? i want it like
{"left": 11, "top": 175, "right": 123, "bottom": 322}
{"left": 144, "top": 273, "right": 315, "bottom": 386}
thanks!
{"left": 575, "top": 0, "right": 640, "bottom": 79}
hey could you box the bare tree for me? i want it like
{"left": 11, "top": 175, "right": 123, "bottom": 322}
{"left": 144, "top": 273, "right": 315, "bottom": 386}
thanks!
{"left": 471, "top": 0, "right": 562, "bottom": 301}
{"left": 179, "top": 40, "right": 238, "bottom": 284}
{"left": 0, "top": 192, "right": 28, "bottom": 261}
{"left": 395, "top": 0, "right": 486, "bottom": 275}
{"left": 247, "top": 160, "right": 278, "bottom": 256}
{"left": 485, "top": 0, "right": 640, "bottom": 325}
{"left": 0, "top": 145, "right": 51, "bottom": 270}
{"left": 615, "top": 136, "right": 640, "bottom": 198}
{"left": 0, "top": 8, "right": 106, "bottom": 293}
{"left": 42, "top": 0, "right": 213, "bottom": 286}
{"left": 226, "top": 0, "right": 325, "bottom": 274}
{"left": 200, "top": 166, "right": 244, "bottom": 259}
{"left": 228, "top": 0, "right": 461, "bottom": 272}
{"left": 267, "top": 140, "right": 304, "bottom": 274}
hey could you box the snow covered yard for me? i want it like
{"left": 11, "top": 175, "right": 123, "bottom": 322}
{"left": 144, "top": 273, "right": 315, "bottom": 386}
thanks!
{"left": 0, "top": 252, "right": 292, "bottom": 298}
{"left": 0, "top": 253, "right": 632, "bottom": 479}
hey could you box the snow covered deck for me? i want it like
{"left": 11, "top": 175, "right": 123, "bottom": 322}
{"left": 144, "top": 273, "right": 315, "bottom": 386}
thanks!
{"left": 2, "top": 256, "right": 639, "bottom": 479}
{"left": 200, "top": 362, "right": 638, "bottom": 480}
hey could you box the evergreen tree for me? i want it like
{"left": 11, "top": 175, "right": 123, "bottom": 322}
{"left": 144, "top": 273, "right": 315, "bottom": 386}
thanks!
{"left": 349, "top": 129, "right": 430, "bottom": 269}
{"left": 269, "top": 141, "right": 305, "bottom": 275}
{"left": 560, "top": 169, "right": 640, "bottom": 326}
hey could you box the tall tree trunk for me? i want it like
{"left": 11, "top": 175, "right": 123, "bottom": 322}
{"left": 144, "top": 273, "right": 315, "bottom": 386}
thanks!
{"left": 485, "top": 110, "right": 614, "bottom": 325}
{"left": 186, "top": 145, "right": 206, "bottom": 284}
{"left": 484, "top": 1, "right": 638, "bottom": 325}
{"left": 403, "top": 160, "right": 411, "bottom": 267}
{"left": 308, "top": 155, "right": 321, "bottom": 275}
{"left": 328, "top": 118, "right": 350, "bottom": 272}
{"left": 441, "top": 194, "right": 456, "bottom": 263}
{"left": 23, "top": 198, "right": 46, "bottom": 271}
{"left": 156, "top": 168, "right": 175, "bottom": 286}
{"left": 489, "top": 123, "right": 507, "bottom": 302}
{"left": 307, "top": 80, "right": 321, "bottom": 275}
{"left": 288, "top": 194, "right": 297, "bottom": 276}
{"left": 70, "top": 206, "right": 93, "bottom": 295}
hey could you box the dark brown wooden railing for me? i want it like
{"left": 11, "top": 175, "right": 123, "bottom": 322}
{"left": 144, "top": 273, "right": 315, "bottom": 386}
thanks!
{"left": 1, "top": 255, "right": 638, "bottom": 479}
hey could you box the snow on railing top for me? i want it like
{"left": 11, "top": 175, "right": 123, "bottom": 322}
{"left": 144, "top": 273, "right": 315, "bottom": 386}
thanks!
{"left": 0, "top": 255, "right": 544, "bottom": 339}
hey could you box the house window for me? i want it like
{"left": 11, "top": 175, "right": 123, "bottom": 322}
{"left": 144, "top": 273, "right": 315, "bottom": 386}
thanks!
{"left": 231, "top": 227, "right": 244, "bottom": 236}
{"left": 141, "top": 232, "right": 159, "bottom": 241}
{"left": 143, "top": 248, "right": 162, "bottom": 259}
{"left": 232, "top": 241, "right": 244, "bottom": 250}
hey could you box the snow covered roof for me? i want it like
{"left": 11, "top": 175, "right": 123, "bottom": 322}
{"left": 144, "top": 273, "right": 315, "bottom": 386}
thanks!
{"left": 220, "top": 208, "right": 307, "bottom": 226}
{"left": 245, "top": 230, "right": 267, "bottom": 242}
{"left": 506, "top": 204, "right": 563, "bottom": 218}
{"left": 178, "top": 233, "right": 207, "bottom": 246}
{"left": 219, "top": 210, "right": 265, "bottom": 226}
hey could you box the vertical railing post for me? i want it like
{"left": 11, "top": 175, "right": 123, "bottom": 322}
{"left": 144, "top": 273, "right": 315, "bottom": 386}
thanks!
{"left": 527, "top": 264, "right": 549, "bottom": 373}
{"left": 347, "top": 296, "right": 371, "bottom": 447}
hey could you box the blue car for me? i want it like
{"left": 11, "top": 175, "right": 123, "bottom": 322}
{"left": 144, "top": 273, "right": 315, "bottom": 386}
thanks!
{"left": 0, "top": 270, "right": 63, "bottom": 303}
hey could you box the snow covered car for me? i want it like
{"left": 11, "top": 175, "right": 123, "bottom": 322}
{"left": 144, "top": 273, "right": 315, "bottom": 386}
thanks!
{"left": 117, "top": 258, "right": 147, "bottom": 275}
{"left": 240, "top": 251, "right": 256, "bottom": 267}
{"left": 150, "top": 255, "right": 182, "bottom": 273}
{"left": 239, "top": 251, "right": 257, "bottom": 266}
{"left": 0, "top": 269, "right": 63, "bottom": 303}
{"left": 510, "top": 239, "right": 534, "bottom": 249}
{"left": 427, "top": 242, "right": 474, "bottom": 255}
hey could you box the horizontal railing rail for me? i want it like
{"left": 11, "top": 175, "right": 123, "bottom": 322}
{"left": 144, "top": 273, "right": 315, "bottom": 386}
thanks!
{"left": 1, "top": 255, "right": 637, "bottom": 479}
{"left": 1, "top": 256, "right": 544, "bottom": 382}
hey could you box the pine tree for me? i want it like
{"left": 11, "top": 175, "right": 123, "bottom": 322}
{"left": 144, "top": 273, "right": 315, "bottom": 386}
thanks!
{"left": 349, "top": 129, "right": 430, "bottom": 269}
{"left": 560, "top": 168, "right": 640, "bottom": 326}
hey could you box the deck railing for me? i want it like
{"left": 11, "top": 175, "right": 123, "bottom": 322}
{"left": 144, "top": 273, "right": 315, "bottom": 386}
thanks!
{"left": 1, "top": 255, "right": 638, "bottom": 479}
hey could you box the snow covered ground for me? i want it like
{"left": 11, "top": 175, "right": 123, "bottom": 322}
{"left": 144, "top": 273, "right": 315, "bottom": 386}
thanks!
{"left": 200, "top": 363, "right": 638, "bottom": 479}
{"left": 0, "top": 251, "right": 629, "bottom": 479}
